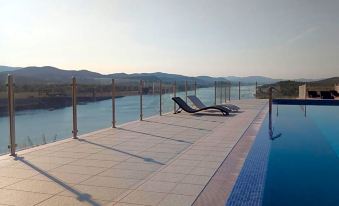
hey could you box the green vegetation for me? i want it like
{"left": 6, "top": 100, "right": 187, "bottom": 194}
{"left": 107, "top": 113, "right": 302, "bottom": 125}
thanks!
{"left": 256, "top": 80, "right": 304, "bottom": 98}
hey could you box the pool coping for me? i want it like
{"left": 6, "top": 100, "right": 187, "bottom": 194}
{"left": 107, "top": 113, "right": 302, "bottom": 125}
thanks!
{"left": 273, "top": 99, "right": 339, "bottom": 105}
{"left": 192, "top": 104, "right": 268, "bottom": 206}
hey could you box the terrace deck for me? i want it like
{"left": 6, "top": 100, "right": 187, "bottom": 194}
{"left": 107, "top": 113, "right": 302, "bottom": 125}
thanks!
{"left": 0, "top": 99, "right": 267, "bottom": 206}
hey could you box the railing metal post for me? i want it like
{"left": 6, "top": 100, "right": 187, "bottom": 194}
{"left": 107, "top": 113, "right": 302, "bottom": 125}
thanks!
{"left": 255, "top": 81, "right": 258, "bottom": 97}
{"left": 220, "top": 82, "right": 222, "bottom": 104}
{"left": 214, "top": 81, "right": 217, "bottom": 105}
{"left": 185, "top": 80, "right": 188, "bottom": 103}
{"left": 7, "top": 75, "right": 16, "bottom": 156}
{"left": 112, "top": 79, "right": 116, "bottom": 128}
{"left": 194, "top": 81, "right": 197, "bottom": 96}
{"left": 238, "top": 81, "right": 241, "bottom": 100}
{"left": 224, "top": 82, "right": 227, "bottom": 103}
{"left": 229, "top": 83, "right": 231, "bottom": 101}
{"left": 269, "top": 87, "right": 273, "bottom": 116}
{"left": 173, "top": 81, "right": 176, "bottom": 113}
{"left": 269, "top": 89, "right": 273, "bottom": 138}
{"left": 159, "top": 80, "right": 162, "bottom": 116}
{"left": 139, "top": 80, "right": 143, "bottom": 120}
{"left": 304, "top": 82, "right": 307, "bottom": 117}
{"left": 72, "top": 77, "right": 78, "bottom": 139}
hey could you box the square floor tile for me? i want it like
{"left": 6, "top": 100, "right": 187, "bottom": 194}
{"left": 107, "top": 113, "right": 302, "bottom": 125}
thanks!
{"left": 0, "top": 189, "right": 51, "bottom": 206}
{"left": 158, "top": 194, "right": 196, "bottom": 206}
{"left": 59, "top": 185, "right": 126, "bottom": 201}
{"left": 181, "top": 175, "right": 211, "bottom": 185}
{"left": 171, "top": 183, "right": 205, "bottom": 196}
{"left": 0, "top": 176, "right": 22, "bottom": 188}
{"left": 99, "top": 168, "right": 151, "bottom": 180}
{"left": 35, "top": 195, "right": 108, "bottom": 206}
{"left": 119, "top": 190, "right": 166, "bottom": 206}
{"left": 150, "top": 172, "right": 186, "bottom": 183}
{"left": 6, "top": 179, "right": 65, "bottom": 194}
{"left": 81, "top": 176, "right": 140, "bottom": 189}
{"left": 137, "top": 181, "right": 176, "bottom": 193}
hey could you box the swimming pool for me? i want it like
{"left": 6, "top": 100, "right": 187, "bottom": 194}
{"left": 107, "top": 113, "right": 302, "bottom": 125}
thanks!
{"left": 227, "top": 100, "right": 339, "bottom": 206}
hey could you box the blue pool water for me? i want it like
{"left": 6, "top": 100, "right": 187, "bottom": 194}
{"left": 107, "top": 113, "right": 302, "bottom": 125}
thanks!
{"left": 227, "top": 102, "right": 339, "bottom": 206}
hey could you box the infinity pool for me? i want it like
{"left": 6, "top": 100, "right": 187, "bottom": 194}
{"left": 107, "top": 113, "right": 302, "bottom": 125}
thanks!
{"left": 227, "top": 101, "right": 339, "bottom": 206}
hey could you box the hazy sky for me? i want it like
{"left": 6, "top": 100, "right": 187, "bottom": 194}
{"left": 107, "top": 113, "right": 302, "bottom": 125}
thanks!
{"left": 1, "top": 0, "right": 339, "bottom": 78}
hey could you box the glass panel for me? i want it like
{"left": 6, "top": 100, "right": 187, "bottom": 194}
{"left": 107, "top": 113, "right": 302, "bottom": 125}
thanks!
{"left": 15, "top": 81, "right": 72, "bottom": 151}
{"left": 240, "top": 84, "right": 256, "bottom": 99}
{"left": 143, "top": 81, "right": 160, "bottom": 118}
{"left": 115, "top": 79, "right": 140, "bottom": 125}
{"left": 0, "top": 80, "right": 8, "bottom": 155}
{"left": 77, "top": 79, "right": 112, "bottom": 135}
{"left": 196, "top": 86, "right": 215, "bottom": 106}
{"left": 186, "top": 81, "right": 196, "bottom": 107}
{"left": 175, "top": 81, "right": 187, "bottom": 102}
{"left": 162, "top": 82, "right": 175, "bottom": 114}
{"left": 230, "top": 83, "right": 240, "bottom": 100}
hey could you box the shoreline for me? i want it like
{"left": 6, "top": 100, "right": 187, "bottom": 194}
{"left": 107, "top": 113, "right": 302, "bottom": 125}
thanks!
{"left": 0, "top": 95, "right": 124, "bottom": 116}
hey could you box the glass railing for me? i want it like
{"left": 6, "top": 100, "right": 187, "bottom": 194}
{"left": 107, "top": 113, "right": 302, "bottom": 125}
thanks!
{"left": 14, "top": 83, "right": 72, "bottom": 151}
{"left": 143, "top": 80, "right": 161, "bottom": 119}
{"left": 161, "top": 82, "right": 175, "bottom": 114}
{"left": 240, "top": 84, "right": 256, "bottom": 100}
{"left": 77, "top": 80, "right": 112, "bottom": 135}
{"left": 214, "top": 82, "right": 256, "bottom": 102}
{"left": 115, "top": 79, "right": 140, "bottom": 124}
{"left": 0, "top": 77, "right": 258, "bottom": 155}
{"left": 0, "top": 81, "right": 8, "bottom": 155}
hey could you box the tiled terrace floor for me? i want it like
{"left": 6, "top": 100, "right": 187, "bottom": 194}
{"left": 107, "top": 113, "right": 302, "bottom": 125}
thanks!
{"left": 0, "top": 99, "right": 267, "bottom": 206}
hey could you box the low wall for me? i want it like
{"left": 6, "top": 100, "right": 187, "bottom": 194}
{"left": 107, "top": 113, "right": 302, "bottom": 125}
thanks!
{"left": 299, "top": 84, "right": 306, "bottom": 99}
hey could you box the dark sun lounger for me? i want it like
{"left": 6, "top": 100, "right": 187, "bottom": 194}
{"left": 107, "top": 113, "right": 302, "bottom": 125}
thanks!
{"left": 172, "top": 97, "right": 229, "bottom": 116}
{"left": 187, "top": 95, "right": 240, "bottom": 112}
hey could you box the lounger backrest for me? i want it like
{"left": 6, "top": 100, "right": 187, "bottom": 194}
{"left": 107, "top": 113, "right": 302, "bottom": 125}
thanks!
{"left": 172, "top": 97, "right": 196, "bottom": 112}
{"left": 320, "top": 91, "right": 334, "bottom": 99}
{"left": 187, "top": 96, "right": 206, "bottom": 109}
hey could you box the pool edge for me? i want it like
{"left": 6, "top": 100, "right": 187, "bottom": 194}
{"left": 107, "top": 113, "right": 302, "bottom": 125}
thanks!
{"left": 192, "top": 103, "right": 269, "bottom": 206}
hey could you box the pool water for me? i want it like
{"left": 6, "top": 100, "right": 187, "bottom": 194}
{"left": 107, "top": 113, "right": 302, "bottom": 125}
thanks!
{"left": 227, "top": 103, "right": 339, "bottom": 206}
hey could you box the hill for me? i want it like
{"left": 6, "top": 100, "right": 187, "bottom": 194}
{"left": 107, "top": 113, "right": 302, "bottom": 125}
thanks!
{"left": 310, "top": 77, "right": 339, "bottom": 86}
{"left": 0, "top": 66, "right": 103, "bottom": 84}
{"left": 0, "top": 65, "right": 21, "bottom": 72}
{"left": 225, "top": 76, "right": 281, "bottom": 84}
{"left": 0, "top": 65, "right": 298, "bottom": 86}
{"left": 0, "top": 66, "right": 228, "bottom": 86}
{"left": 257, "top": 77, "right": 339, "bottom": 98}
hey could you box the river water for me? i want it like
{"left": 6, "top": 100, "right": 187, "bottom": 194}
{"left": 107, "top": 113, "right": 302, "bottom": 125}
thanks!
{"left": 0, "top": 86, "right": 255, "bottom": 154}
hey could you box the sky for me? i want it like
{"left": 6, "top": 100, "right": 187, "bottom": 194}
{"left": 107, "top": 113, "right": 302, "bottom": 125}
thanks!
{"left": 0, "top": 0, "right": 339, "bottom": 79}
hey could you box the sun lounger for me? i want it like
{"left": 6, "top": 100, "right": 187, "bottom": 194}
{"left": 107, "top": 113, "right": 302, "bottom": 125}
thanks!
{"left": 330, "top": 90, "right": 339, "bottom": 97}
{"left": 308, "top": 91, "right": 320, "bottom": 98}
{"left": 172, "top": 97, "right": 229, "bottom": 116}
{"left": 320, "top": 91, "right": 334, "bottom": 99}
{"left": 187, "top": 95, "right": 239, "bottom": 112}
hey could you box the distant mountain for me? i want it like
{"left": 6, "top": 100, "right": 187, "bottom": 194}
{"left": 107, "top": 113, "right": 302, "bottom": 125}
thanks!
{"left": 0, "top": 66, "right": 227, "bottom": 86}
{"left": 196, "top": 76, "right": 227, "bottom": 83}
{"left": 0, "top": 65, "right": 22, "bottom": 72}
{"left": 292, "top": 78, "right": 322, "bottom": 82}
{"left": 256, "top": 77, "right": 339, "bottom": 98}
{"left": 0, "top": 66, "right": 103, "bottom": 84}
{"left": 3, "top": 65, "right": 315, "bottom": 86}
{"left": 225, "top": 76, "right": 281, "bottom": 84}
{"left": 311, "top": 77, "right": 339, "bottom": 86}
